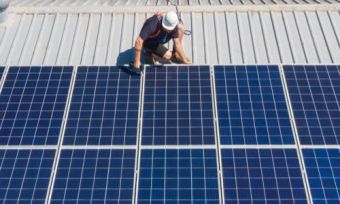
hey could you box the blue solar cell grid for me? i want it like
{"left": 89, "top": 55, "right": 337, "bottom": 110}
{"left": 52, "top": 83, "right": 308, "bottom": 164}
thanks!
{"left": 284, "top": 65, "right": 340, "bottom": 145}
{"left": 142, "top": 66, "right": 215, "bottom": 145}
{"left": 138, "top": 149, "right": 220, "bottom": 203}
{"left": 221, "top": 148, "right": 308, "bottom": 203}
{"left": 64, "top": 66, "right": 140, "bottom": 145}
{"left": 214, "top": 65, "right": 294, "bottom": 145}
{"left": 51, "top": 149, "right": 135, "bottom": 203}
{"left": 0, "top": 149, "right": 55, "bottom": 203}
{"left": 303, "top": 148, "right": 340, "bottom": 203}
{"left": 3, "top": 64, "right": 339, "bottom": 204}
{"left": 0, "top": 66, "right": 73, "bottom": 145}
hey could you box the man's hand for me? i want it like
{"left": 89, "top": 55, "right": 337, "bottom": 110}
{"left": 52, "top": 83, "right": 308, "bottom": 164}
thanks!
{"left": 134, "top": 61, "right": 141, "bottom": 70}
{"left": 174, "top": 38, "right": 190, "bottom": 64}
{"left": 134, "top": 37, "right": 143, "bottom": 69}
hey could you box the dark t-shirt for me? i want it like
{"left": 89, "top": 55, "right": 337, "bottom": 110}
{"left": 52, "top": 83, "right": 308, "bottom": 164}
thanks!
{"left": 140, "top": 14, "right": 179, "bottom": 49}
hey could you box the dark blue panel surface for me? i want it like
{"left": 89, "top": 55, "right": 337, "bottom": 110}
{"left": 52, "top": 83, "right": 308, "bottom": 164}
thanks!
{"left": 51, "top": 149, "right": 135, "bottom": 203}
{"left": 303, "top": 149, "right": 340, "bottom": 203}
{"left": 0, "top": 149, "right": 55, "bottom": 203}
{"left": 215, "top": 65, "right": 294, "bottom": 145}
{"left": 64, "top": 66, "right": 140, "bottom": 145}
{"left": 284, "top": 65, "right": 340, "bottom": 145}
{"left": 221, "top": 148, "right": 308, "bottom": 203}
{"left": 142, "top": 66, "right": 215, "bottom": 145}
{"left": 0, "top": 66, "right": 73, "bottom": 145}
{"left": 138, "top": 149, "right": 220, "bottom": 203}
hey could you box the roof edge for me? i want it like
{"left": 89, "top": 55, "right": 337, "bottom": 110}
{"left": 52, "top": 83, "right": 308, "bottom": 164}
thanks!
{"left": 8, "top": 4, "right": 340, "bottom": 14}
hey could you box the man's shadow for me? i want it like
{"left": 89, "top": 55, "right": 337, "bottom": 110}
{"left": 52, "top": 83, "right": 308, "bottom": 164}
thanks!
{"left": 116, "top": 48, "right": 136, "bottom": 65}
{"left": 116, "top": 48, "right": 171, "bottom": 65}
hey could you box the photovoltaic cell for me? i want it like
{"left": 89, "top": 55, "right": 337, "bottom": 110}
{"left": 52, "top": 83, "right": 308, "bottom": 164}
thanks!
{"left": 284, "top": 65, "right": 340, "bottom": 145}
{"left": 63, "top": 66, "right": 140, "bottom": 145}
{"left": 138, "top": 149, "right": 220, "bottom": 203}
{"left": 221, "top": 148, "right": 308, "bottom": 203}
{"left": 51, "top": 149, "right": 135, "bottom": 203}
{"left": 214, "top": 65, "right": 294, "bottom": 145}
{"left": 0, "top": 149, "right": 55, "bottom": 203}
{"left": 303, "top": 148, "right": 340, "bottom": 203}
{"left": 142, "top": 66, "right": 215, "bottom": 145}
{"left": 0, "top": 66, "right": 73, "bottom": 145}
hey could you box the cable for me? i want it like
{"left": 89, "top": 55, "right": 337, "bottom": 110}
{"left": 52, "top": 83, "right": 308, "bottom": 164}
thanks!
{"left": 166, "top": 0, "right": 192, "bottom": 35}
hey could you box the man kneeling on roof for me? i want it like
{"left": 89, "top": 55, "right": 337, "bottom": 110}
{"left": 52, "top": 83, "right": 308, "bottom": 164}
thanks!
{"left": 133, "top": 11, "right": 191, "bottom": 70}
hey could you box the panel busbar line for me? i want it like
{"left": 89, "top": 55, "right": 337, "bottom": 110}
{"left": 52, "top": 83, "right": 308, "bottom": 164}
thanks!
{"left": 45, "top": 66, "right": 78, "bottom": 204}
{"left": 0, "top": 66, "right": 6, "bottom": 94}
{"left": 142, "top": 66, "right": 215, "bottom": 145}
{"left": 279, "top": 64, "right": 314, "bottom": 204}
{"left": 0, "top": 149, "right": 55, "bottom": 203}
{"left": 283, "top": 65, "right": 340, "bottom": 145}
{"left": 0, "top": 66, "right": 4, "bottom": 86}
{"left": 63, "top": 66, "right": 140, "bottom": 145}
{"left": 302, "top": 148, "right": 340, "bottom": 203}
{"left": 221, "top": 148, "right": 309, "bottom": 203}
{"left": 214, "top": 65, "right": 295, "bottom": 145}
{"left": 132, "top": 64, "right": 146, "bottom": 204}
{"left": 50, "top": 149, "right": 136, "bottom": 203}
{"left": 211, "top": 64, "right": 226, "bottom": 204}
{"left": 137, "top": 149, "right": 220, "bottom": 203}
{"left": 0, "top": 66, "right": 73, "bottom": 145}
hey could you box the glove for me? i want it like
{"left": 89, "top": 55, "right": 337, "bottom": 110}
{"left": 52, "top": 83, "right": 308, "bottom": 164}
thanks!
{"left": 128, "top": 62, "right": 144, "bottom": 75}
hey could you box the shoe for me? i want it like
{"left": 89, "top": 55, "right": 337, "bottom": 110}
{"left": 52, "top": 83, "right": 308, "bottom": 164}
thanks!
{"left": 171, "top": 52, "right": 190, "bottom": 64}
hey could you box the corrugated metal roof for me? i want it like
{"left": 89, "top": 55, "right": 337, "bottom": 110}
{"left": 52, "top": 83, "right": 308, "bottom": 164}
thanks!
{"left": 0, "top": 6, "right": 339, "bottom": 65}
{"left": 9, "top": 0, "right": 340, "bottom": 6}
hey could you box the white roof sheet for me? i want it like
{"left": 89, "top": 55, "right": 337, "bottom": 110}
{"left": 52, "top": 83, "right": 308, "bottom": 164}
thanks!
{"left": 0, "top": 5, "right": 339, "bottom": 66}
{"left": 9, "top": 0, "right": 340, "bottom": 6}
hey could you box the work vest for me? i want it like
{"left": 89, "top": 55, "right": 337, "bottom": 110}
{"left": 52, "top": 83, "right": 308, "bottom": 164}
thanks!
{"left": 147, "top": 11, "right": 164, "bottom": 40}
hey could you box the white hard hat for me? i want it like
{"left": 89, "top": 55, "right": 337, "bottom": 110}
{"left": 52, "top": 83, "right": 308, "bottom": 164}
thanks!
{"left": 162, "top": 11, "right": 178, "bottom": 31}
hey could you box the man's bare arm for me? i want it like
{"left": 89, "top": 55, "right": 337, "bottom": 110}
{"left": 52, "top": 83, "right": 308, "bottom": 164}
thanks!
{"left": 174, "top": 38, "right": 190, "bottom": 64}
{"left": 134, "top": 37, "right": 144, "bottom": 69}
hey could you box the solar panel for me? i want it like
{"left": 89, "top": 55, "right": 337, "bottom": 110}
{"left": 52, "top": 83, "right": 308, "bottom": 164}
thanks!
{"left": 137, "top": 149, "right": 220, "bottom": 203}
{"left": 221, "top": 148, "right": 308, "bottom": 203}
{"left": 303, "top": 148, "right": 340, "bottom": 203}
{"left": 284, "top": 65, "right": 340, "bottom": 145}
{"left": 0, "top": 149, "right": 55, "bottom": 203}
{"left": 214, "top": 65, "right": 294, "bottom": 145}
{"left": 51, "top": 149, "right": 135, "bottom": 203}
{"left": 0, "top": 66, "right": 73, "bottom": 145}
{"left": 142, "top": 66, "right": 215, "bottom": 145}
{"left": 63, "top": 66, "right": 140, "bottom": 145}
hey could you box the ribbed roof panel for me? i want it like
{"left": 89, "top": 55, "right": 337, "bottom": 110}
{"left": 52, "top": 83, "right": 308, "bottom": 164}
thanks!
{"left": 0, "top": 7, "right": 339, "bottom": 65}
{"left": 9, "top": 0, "right": 340, "bottom": 6}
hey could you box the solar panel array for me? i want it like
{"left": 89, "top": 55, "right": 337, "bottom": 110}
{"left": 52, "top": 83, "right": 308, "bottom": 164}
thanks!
{"left": 215, "top": 65, "right": 294, "bottom": 145}
{"left": 0, "top": 66, "right": 73, "bottom": 145}
{"left": 0, "top": 65, "right": 338, "bottom": 203}
{"left": 0, "top": 149, "right": 55, "bottom": 203}
{"left": 138, "top": 149, "right": 220, "bottom": 203}
{"left": 221, "top": 148, "right": 308, "bottom": 203}
{"left": 303, "top": 148, "right": 340, "bottom": 203}
{"left": 284, "top": 65, "right": 340, "bottom": 145}
{"left": 51, "top": 149, "right": 135, "bottom": 203}
{"left": 64, "top": 66, "right": 140, "bottom": 145}
{"left": 143, "top": 66, "right": 215, "bottom": 145}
